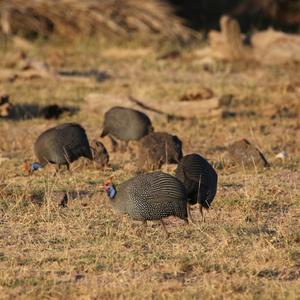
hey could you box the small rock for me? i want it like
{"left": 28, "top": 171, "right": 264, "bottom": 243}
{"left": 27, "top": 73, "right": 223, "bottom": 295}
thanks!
{"left": 227, "top": 139, "right": 269, "bottom": 169}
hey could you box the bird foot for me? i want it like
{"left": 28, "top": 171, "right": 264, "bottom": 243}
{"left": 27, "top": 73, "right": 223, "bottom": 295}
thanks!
{"left": 160, "top": 219, "right": 170, "bottom": 239}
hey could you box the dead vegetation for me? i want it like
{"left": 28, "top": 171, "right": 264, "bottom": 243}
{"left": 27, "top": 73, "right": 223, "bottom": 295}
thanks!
{"left": 0, "top": 0, "right": 195, "bottom": 41}
{"left": 0, "top": 27, "right": 299, "bottom": 299}
{"left": 207, "top": 15, "right": 300, "bottom": 64}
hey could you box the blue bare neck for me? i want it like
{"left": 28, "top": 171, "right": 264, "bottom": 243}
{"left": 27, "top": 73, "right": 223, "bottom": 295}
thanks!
{"left": 31, "top": 162, "right": 42, "bottom": 171}
{"left": 107, "top": 185, "right": 117, "bottom": 199}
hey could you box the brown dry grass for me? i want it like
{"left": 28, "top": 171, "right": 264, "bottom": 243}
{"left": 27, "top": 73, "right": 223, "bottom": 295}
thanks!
{"left": 0, "top": 38, "right": 299, "bottom": 299}
{"left": 0, "top": 0, "right": 195, "bottom": 42}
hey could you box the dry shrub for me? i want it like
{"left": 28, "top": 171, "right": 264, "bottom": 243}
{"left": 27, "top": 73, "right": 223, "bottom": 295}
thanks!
{"left": 0, "top": 0, "right": 195, "bottom": 41}
{"left": 208, "top": 15, "right": 300, "bottom": 64}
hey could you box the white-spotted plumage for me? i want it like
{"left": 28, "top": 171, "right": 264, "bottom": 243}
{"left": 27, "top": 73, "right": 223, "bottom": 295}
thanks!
{"left": 104, "top": 171, "right": 188, "bottom": 222}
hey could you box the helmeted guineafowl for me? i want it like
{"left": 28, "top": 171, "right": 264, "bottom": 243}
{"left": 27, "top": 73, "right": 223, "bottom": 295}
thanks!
{"left": 227, "top": 139, "right": 269, "bottom": 169}
{"left": 137, "top": 132, "right": 183, "bottom": 171}
{"left": 175, "top": 153, "right": 218, "bottom": 222}
{"left": 103, "top": 171, "right": 188, "bottom": 237}
{"left": 101, "top": 106, "right": 153, "bottom": 143}
{"left": 30, "top": 123, "right": 92, "bottom": 173}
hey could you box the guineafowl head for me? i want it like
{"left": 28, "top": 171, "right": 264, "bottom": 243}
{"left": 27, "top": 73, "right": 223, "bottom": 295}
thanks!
{"left": 31, "top": 162, "right": 42, "bottom": 172}
{"left": 23, "top": 160, "right": 42, "bottom": 175}
{"left": 103, "top": 178, "right": 117, "bottom": 199}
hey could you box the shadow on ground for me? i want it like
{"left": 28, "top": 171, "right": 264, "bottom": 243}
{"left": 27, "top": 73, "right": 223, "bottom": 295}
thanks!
{"left": 58, "top": 69, "right": 110, "bottom": 82}
{"left": 1, "top": 103, "right": 79, "bottom": 121}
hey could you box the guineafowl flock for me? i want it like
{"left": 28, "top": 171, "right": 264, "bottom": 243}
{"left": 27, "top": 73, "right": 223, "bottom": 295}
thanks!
{"left": 29, "top": 106, "right": 218, "bottom": 237}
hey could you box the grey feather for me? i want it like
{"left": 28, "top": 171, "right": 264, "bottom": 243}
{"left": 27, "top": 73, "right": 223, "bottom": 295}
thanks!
{"left": 175, "top": 154, "right": 218, "bottom": 209}
{"left": 34, "top": 123, "right": 92, "bottom": 167}
{"left": 101, "top": 106, "right": 153, "bottom": 141}
{"left": 108, "top": 171, "right": 188, "bottom": 221}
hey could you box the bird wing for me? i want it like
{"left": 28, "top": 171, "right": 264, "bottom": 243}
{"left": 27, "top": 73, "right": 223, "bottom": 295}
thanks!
{"left": 131, "top": 172, "right": 186, "bottom": 204}
{"left": 177, "top": 156, "right": 218, "bottom": 207}
{"left": 58, "top": 126, "right": 92, "bottom": 160}
{"left": 35, "top": 135, "right": 62, "bottom": 164}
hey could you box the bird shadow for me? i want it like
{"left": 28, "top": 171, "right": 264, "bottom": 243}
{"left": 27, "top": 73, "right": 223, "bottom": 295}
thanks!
{"left": 29, "top": 190, "right": 91, "bottom": 207}
{"left": 58, "top": 69, "right": 110, "bottom": 82}
{"left": 3, "top": 103, "right": 79, "bottom": 121}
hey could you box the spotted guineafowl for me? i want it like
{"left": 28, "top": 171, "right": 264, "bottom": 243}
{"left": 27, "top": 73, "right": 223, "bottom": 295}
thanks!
{"left": 103, "top": 171, "right": 188, "bottom": 237}
{"left": 137, "top": 132, "right": 183, "bottom": 171}
{"left": 29, "top": 123, "right": 92, "bottom": 173}
{"left": 175, "top": 153, "right": 218, "bottom": 222}
{"left": 101, "top": 106, "right": 153, "bottom": 144}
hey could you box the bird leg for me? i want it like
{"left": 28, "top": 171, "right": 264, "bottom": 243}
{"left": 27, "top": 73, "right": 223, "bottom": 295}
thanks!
{"left": 120, "top": 141, "right": 129, "bottom": 153}
{"left": 109, "top": 136, "right": 118, "bottom": 152}
{"left": 196, "top": 175, "right": 206, "bottom": 223}
{"left": 199, "top": 204, "right": 205, "bottom": 223}
{"left": 66, "top": 163, "right": 72, "bottom": 174}
{"left": 142, "top": 220, "right": 147, "bottom": 235}
{"left": 136, "top": 220, "right": 147, "bottom": 237}
{"left": 187, "top": 205, "right": 195, "bottom": 224}
{"left": 160, "top": 219, "right": 170, "bottom": 239}
{"left": 53, "top": 164, "right": 61, "bottom": 176}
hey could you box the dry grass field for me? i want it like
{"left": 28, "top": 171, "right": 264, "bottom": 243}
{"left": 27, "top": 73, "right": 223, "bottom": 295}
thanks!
{"left": 0, "top": 38, "right": 299, "bottom": 299}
